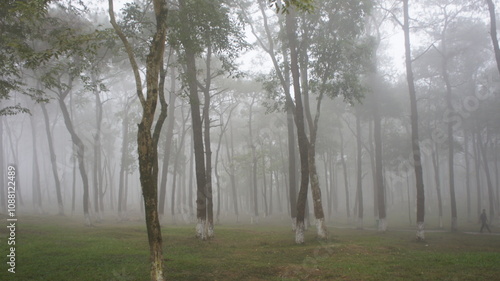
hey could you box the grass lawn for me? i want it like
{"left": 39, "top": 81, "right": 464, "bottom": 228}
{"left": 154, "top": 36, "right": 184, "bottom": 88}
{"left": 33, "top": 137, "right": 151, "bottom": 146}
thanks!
{"left": 1, "top": 214, "right": 500, "bottom": 280}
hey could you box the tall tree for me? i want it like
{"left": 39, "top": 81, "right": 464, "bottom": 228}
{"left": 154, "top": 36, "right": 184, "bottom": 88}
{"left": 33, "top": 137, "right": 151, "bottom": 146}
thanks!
{"left": 402, "top": 0, "right": 426, "bottom": 239}
{"left": 245, "top": 0, "right": 298, "bottom": 230}
{"left": 285, "top": 8, "right": 310, "bottom": 244}
{"left": 172, "top": 0, "right": 246, "bottom": 238}
{"left": 109, "top": 0, "right": 169, "bottom": 279}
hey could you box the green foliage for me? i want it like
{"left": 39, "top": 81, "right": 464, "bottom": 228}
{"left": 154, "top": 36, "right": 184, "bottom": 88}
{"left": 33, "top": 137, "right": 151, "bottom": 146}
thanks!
{"left": 304, "top": 0, "right": 373, "bottom": 104}
{"left": 0, "top": 1, "right": 117, "bottom": 115}
{"left": 268, "top": 0, "right": 315, "bottom": 14}
{"left": 0, "top": 0, "right": 49, "bottom": 112}
{"left": 168, "top": 0, "right": 248, "bottom": 76}
{"left": 117, "top": 2, "right": 155, "bottom": 62}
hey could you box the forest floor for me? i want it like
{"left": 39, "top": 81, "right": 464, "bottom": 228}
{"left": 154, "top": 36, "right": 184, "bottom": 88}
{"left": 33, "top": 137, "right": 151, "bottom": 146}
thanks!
{"left": 1, "top": 214, "right": 500, "bottom": 281}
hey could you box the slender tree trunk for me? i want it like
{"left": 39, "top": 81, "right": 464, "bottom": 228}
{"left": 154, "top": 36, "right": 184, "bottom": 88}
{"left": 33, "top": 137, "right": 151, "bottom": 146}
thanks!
{"left": 329, "top": 150, "right": 336, "bottom": 216}
{"left": 248, "top": 97, "right": 259, "bottom": 223}
{"left": 373, "top": 92, "right": 386, "bottom": 232}
{"left": 224, "top": 124, "right": 239, "bottom": 222}
{"left": 322, "top": 153, "right": 330, "bottom": 219}
{"left": 473, "top": 132, "right": 482, "bottom": 219}
{"left": 109, "top": 1, "right": 168, "bottom": 279}
{"left": 254, "top": 0, "right": 297, "bottom": 230}
{"left": 261, "top": 144, "right": 269, "bottom": 217}
{"left": 41, "top": 103, "right": 64, "bottom": 215}
{"left": 214, "top": 115, "right": 225, "bottom": 224}
{"left": 355, "top": 113, "right": 363, "bottom": 229}
{"left": 300, "top": 32, "right": 327, "bottom": 238}
{"left": 270, "top": 169, "right": 274, "bottom": 215}
{"left": 171, "top": 142, "right": 178, "bottom": 223}
{"left": 276, "top": 170, "right": 283, "bottom": 213}
{"left": 431, "top": 147, "right": 443, "bottom": 228}
{"left": 478, "top": 131, "right": 496, "bottom": 221}
{"left": 30, "top": 114, "right": 42, "bottom": 213}
{"left": 118, "top": 98, "right": 132, "bottom": 220}
{"left": 184, "top": 44, "right": 208, "bottom": 240}
{"left": 406, "top": 171, "right": 412, "bottom": 225}
{"left": 203, "top": 44, "right": 214, "bottom": 237}
{"left": 57, "top": 84, "right": 91, "bottom": 226}
{"left": 403, "top": 0, "right": 425, "bottom": 239}
{"left": 159, "top": 68, "right": 177, "bottom": 217}
{"left": 188, "top": 137, "right": 194, "bottom": 220}
{"left": 3, "top": 119, "right": 25, "bottom": 207}
{"left": 437, "top": 20, "right": 458, "bottom": 232}
{"left": 368, "top": 120, "right": 378, "bottom": 220}
{"left": 286, "top": 9, "right": 310, "bottom": 244}
{"left": 339, "top": 126, "right": 351, "bottom": 219}
{"left": 464, "top": 129, "right": 472, "bottom": 221}
{"left": 92, "top": 73, "right": 103, "bottom": 221}
{"left": 287, "top": 105, "right": 298, "bottom": 229}
{"left": 71, "top": 144, "right": 76, "bottom": 215}
{"left": 171, "top": 108, "right": 189, "bottom": 223}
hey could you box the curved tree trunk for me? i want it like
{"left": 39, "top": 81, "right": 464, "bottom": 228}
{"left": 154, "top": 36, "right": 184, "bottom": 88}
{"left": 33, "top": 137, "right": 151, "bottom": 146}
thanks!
{"left": 254, "top": 0, "right": 297, "bottom": 230}
{"left": 300, "top": 25, "right": 327, "bottom": 238}
{"left": 41, "top": 103, "right": 64, "bottom": 215}
{"left": 286, "top": 9, "right": 310, "bottom": 244}
{"left": 109, "top": 1, "right": 169, "bottom": 279}
{"left": 57, "top": 80, "right": 91, "bottom": 226}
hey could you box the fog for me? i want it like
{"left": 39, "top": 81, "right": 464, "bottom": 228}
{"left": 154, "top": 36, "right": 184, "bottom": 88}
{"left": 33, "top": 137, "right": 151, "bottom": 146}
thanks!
{"left": 1, "top": 0, "right": 500, "bottom": 239}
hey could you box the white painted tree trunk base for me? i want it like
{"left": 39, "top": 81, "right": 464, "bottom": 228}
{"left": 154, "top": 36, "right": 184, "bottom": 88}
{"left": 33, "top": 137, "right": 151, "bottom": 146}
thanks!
{"left": 295, "top": 221, "right": 305, "bottom": 244}
{"left": 291, "top": 217, "right": 297, "bottom": 232}
{"left": 196, "top": 219, "right": 207, "bottom": 240}
{"left": 378, "top": 218, "right": 387, "bottom": 232}
{"left": 316, "top": 218, "right": 327, "bottom": 239}
{"left": 207, "top": 222, "right": 214, "bottom": 238}
{"left": 152, "top": 261, "right": 164, "bottom": 281}
{"left": 416, "top": 221, "right": 425, "bottom": 241}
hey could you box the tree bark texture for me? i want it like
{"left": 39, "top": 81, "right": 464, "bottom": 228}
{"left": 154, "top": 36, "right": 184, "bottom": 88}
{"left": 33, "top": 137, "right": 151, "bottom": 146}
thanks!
{"left": 403, "top": 0, "right": 425, "bottom": 239}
